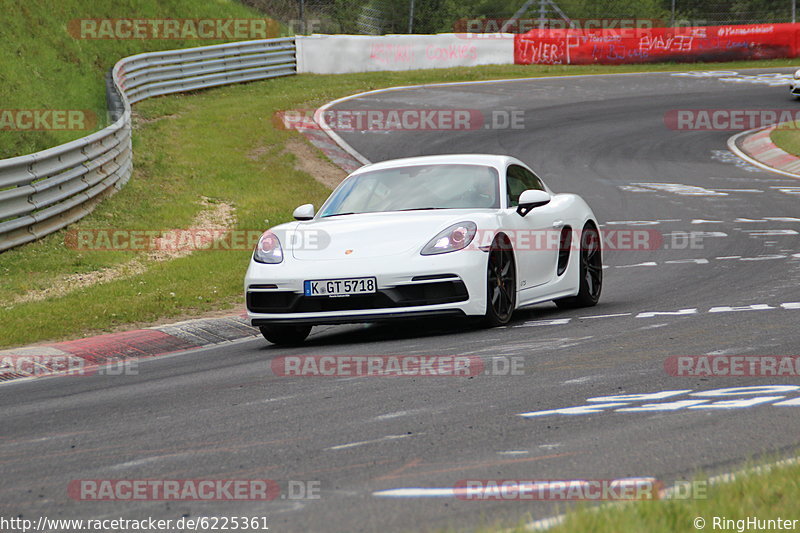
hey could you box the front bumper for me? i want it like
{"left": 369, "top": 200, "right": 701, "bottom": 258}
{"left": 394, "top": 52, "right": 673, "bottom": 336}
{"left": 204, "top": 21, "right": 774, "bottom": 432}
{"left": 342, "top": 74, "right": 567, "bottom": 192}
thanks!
{"left": 244, "top": 250, "right": 488, "bottom": 325}
{"left": 790, "top": 78, "right": 800, "bottom": 96}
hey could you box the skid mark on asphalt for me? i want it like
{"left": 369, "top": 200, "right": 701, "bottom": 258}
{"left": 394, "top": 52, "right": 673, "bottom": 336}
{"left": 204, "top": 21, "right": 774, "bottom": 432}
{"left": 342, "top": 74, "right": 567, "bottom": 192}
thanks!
{"left": 376, "top": 458, "right": 424, "bottom": 481}
{"left": 373, "top": 453, "right": 575, "bottom": 482}
{"left": 236, "top": 395, "right": 298, "bottom": 407}
{"left": 0, "top": 430, "right": 96, "bottom": 447}
{"left": 297, "top": 458, "right": 398, "bottom": 477}
{"left": 0, "top": 436, "right": 306, "bottom": 471}
{"left": 459, "top": 337, "right": 595, "bottom": 356}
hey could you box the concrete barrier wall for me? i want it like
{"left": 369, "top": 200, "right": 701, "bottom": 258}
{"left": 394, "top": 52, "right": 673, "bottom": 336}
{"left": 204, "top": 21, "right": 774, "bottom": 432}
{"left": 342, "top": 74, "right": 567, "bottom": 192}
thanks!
{"left": 297, "top": 34, "right": 515, "bottom": 74}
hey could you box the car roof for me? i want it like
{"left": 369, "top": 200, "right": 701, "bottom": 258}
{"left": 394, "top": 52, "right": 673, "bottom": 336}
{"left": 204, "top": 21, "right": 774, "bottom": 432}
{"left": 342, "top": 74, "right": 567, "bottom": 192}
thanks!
{"left": 350, "top": 154, "right": 525, "bottom": 175}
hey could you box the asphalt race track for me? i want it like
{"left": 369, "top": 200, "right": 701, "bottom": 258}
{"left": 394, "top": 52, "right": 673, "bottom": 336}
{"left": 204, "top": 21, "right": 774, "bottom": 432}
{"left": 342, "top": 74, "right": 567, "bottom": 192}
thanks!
{"left": 3, "top": 68, "right": 800, "bottom": 532}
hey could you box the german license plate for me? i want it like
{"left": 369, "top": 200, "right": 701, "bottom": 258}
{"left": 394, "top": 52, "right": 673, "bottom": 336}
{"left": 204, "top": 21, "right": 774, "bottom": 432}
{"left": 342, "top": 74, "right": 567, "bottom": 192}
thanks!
{"left": 304, "top": 277, "right": 377, "bottom": 297}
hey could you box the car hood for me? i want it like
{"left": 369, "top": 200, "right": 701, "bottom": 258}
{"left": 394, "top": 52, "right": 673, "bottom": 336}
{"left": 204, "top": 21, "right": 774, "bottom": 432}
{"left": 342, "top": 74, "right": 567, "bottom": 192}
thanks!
{"left": 288, "top": 210, "right": 490, "bottom": 261}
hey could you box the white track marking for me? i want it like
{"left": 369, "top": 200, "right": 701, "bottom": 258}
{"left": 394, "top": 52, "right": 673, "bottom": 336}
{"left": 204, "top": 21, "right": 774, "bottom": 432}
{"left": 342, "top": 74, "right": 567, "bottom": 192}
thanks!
{"left": 497, "top": 450, "right": 530, "bottom": 455}
{"left": 509, "top": 300, "right": 800, "bottom": 330}
{"left": 327, "top": 434, "right": 415, "bottom": 451}
{"left": 512, "top": 318, "right": 572, "bottom": 328}
{"left": 615, "top": 262, "right": 657, "bottom": 268}
{"left": 665, "top": 258, "right": 709, "bottom": 264}
{"left": 744, "top": 229, "right": 798, "bottom": 236}
{"left": 630, "top": 183, "right": 728, "bottom": 196}
{"left": 739, "top": 254, "right": 788, "bottom": 261}
{"left": 579, "top": 313, "right": 631, "bottom": 319}
{"left": 373, "top": 477, "right": 656, "bottom": 499}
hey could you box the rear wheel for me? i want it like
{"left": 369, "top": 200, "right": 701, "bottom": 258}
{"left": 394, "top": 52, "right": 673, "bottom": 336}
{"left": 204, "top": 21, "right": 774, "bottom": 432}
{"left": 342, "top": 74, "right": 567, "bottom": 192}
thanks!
{"left": 259, "top": 325, "right": 312, "bottom": 346}
{"left": 555, "top": 223, "right": 602, "bottom": 309}
{"left": 483, "top": 236, "right": 516, "bottom": 326}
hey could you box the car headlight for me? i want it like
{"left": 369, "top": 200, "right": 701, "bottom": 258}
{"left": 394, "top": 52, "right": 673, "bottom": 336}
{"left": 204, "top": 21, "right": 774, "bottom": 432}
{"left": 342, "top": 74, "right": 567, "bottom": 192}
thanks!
{"left": 421, "top": 221, "right": 477, "bottom": 255}
{"left": 794, "top": 69, "right": 800, "bottom": 80}
{"left": 253, "top": 231, "right": 283, "bottom": 264}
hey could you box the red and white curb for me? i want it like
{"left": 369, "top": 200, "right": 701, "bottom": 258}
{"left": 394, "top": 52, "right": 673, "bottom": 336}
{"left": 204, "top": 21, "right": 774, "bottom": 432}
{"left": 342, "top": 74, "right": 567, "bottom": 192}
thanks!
{"left": 729, "top": 124, "right": 800, "bottom": 178}
{"left": 0, "top": 314, "right": 259, "bottom": 383}
{"left": 280, "top": 114, "right": 365, "bottom": 174}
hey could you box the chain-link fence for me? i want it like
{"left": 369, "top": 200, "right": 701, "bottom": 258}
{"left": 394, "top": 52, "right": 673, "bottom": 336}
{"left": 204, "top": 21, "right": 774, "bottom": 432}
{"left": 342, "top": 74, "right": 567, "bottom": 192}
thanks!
{"left": 241, "top": 0, "right": 800, "bottom": 35}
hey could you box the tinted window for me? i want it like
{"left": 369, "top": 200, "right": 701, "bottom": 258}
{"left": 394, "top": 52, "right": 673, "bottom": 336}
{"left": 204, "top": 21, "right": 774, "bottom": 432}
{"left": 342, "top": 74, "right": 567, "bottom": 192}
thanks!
{"left": 506, "top": 165, "right": 545, "bottom": 207}
{"left": 319, "top": 164, "right": 500, "bottom": 217}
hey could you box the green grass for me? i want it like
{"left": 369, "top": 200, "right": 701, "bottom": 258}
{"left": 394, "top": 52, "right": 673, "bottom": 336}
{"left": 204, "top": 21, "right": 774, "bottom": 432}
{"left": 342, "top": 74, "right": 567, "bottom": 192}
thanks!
{"left": 1, "top": 59, "right": 799, "bottom": 347}
{"left": 771, "top": 120, "right": 800, "bottom": 156}
{"left": 0, "top": 0, "right": 272, "bottom": 158}
{"left": 476, "top": 456, "right": 800, "bottom": 533}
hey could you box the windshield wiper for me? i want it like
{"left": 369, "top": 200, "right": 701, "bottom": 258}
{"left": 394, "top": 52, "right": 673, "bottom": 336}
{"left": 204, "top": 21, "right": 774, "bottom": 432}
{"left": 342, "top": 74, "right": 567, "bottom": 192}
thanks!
{"left": 321, "top": 212, "right": 357, "bottom": 218}
{"left": 395, "top": 207, "right": 443, "bottom": 212}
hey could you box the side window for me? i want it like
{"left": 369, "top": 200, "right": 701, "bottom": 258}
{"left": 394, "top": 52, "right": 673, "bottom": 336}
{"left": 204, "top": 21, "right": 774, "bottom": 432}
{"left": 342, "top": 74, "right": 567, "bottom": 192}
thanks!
{"left": 506, "top": 165, "right": 545, "bottom": 206}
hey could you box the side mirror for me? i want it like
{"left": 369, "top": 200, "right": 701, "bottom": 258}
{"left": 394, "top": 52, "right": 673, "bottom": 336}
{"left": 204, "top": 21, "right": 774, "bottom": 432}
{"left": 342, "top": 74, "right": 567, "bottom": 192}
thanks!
{"left": 293, "top": 204, "right": 315, "bottom": 220}
{"left": 516, "top": 189, "right": 551, "bottom": 216}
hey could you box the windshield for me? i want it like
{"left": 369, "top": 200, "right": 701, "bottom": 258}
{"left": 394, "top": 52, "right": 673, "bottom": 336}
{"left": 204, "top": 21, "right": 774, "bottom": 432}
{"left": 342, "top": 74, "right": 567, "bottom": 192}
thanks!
{"left": 318, "top": 164, "right": 500, "bottom": 217}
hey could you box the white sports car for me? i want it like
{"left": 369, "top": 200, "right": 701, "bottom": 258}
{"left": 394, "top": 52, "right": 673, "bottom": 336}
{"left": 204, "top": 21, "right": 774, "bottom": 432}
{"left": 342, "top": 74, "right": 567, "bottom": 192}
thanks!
{"left": 791, "top": 68, "right": 800, "bottom": 98}
{"left": 245, "top": 154, "right": 602, "bottom": 345}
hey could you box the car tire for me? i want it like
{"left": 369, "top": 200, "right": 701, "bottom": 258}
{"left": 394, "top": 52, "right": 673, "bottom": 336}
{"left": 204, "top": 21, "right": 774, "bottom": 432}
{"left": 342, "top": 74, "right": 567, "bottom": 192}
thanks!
{"left": 555, "top": 222, "right": 602, "bottom": 309}
{"left": 259, "top": 325, "right": 312, "bottom": 346}
{"left": 483, "top": 235, "right": 516, "bottom": 327}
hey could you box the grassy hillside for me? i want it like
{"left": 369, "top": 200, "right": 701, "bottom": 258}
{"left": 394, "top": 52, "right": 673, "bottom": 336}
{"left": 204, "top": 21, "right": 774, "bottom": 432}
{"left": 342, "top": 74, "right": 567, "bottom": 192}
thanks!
{"left": 0, "top": 0, "right": 267, "bottom": 158}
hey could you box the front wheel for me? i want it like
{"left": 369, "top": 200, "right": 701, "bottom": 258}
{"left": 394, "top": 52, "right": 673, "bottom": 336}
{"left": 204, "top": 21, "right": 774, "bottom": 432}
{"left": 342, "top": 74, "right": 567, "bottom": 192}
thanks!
{"left": 259, "top": 324, "right": 312, "bottom": 346}
{"left": 555, "top": 223, "right": 602, "bottom": 309}
{"left": 483, "top": 236, "right": 516, "bottom": 326}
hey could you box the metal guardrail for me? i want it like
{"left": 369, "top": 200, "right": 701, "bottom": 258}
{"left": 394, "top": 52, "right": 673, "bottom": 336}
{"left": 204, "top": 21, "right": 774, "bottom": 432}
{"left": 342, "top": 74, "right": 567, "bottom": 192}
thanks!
{"left": 0, "top": 37, "right": 296, "bottom": 252}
